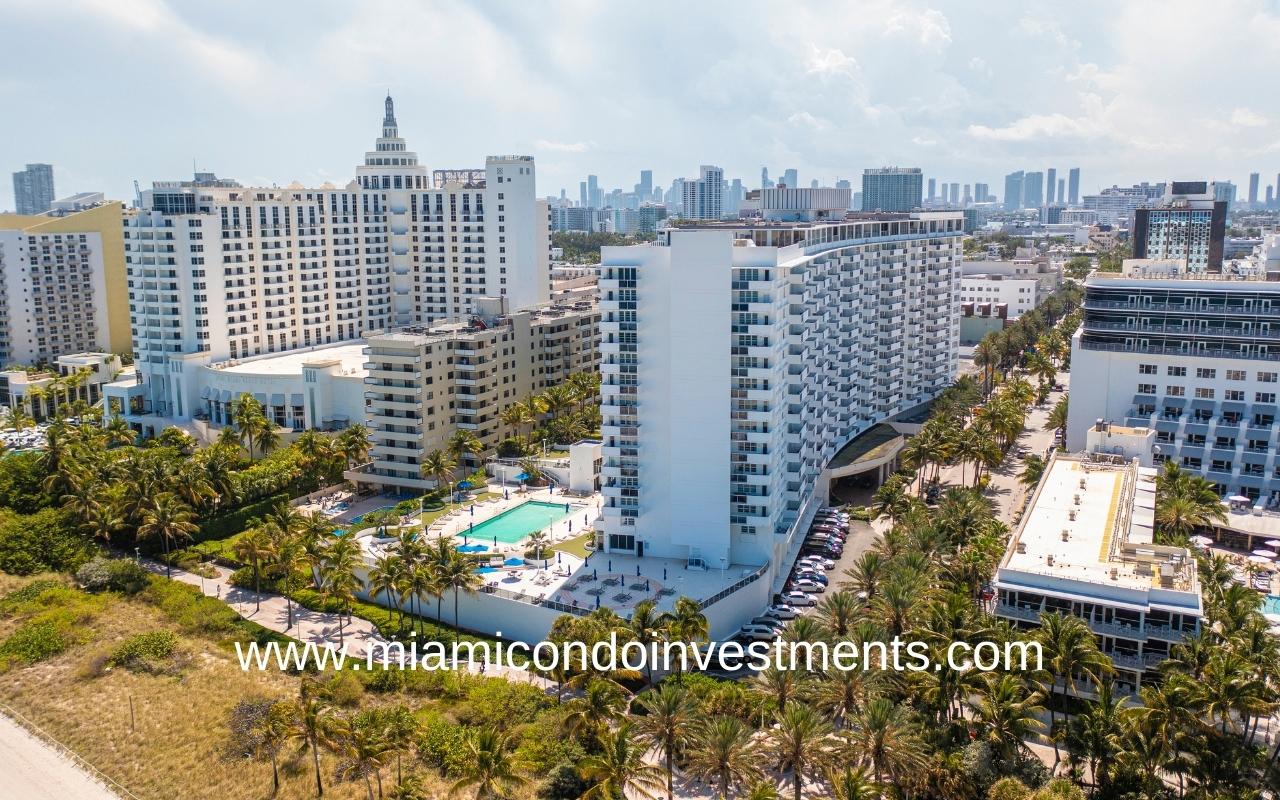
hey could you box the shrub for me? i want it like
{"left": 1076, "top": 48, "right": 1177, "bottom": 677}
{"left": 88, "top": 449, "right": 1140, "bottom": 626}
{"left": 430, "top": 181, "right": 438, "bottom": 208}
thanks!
{"left": 515, "top": 710, "right": 582, "bottom": 774}
{"left": 108, "top": 631, "right": 179, "bottom": 671}
{"left": 988, "top": 777, "right": 1032, "bottom": 800}
{"left": 0, "top": 578, "right": 65, "bottom": 611}
{"left": 362, "top": 665, "right": 405, "bottom": 693}
{"left": 456, "top": 677, "right": 549, "bottom": 731}
{"left": 0, "top": 508, "right": 97, "bottom": 575}
{"left": 537, "top": 762, "right": 591, "bottom": 800}
{"left": 417, "top": 714, "right": 472, "bottom": 776}
{"left": 75, "top": 557, "right": 150, "bottom": 595}
{"left": 192, "top": 493, "right": 289, "bottom": 544}
{"left": 326, "top": 670, "right": 364, "bottom": 707}
{"left": 0, "top": 620, "right": 73, "bottom": 669}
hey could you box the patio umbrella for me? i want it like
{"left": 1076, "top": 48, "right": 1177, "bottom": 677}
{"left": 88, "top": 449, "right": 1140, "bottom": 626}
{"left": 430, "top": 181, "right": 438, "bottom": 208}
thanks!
{"left": 1265, "top": 613, "right": 1280, "bottom": 626}
{"left": 1247, "top": 554, "right": 1273, "bottom": 564}
{"left": 1190, "top": 535, "right": 1214, "bottom": 546}
{"left": 1266, "top": 539, "right": 1280, "bottom": 547}
{"left": 515, "top": 472, "right": 530, "bottom": 482}
{"left": 458, "top": 481, "right": 473, "bottom": 490}
{"left": 663, "top": 567, "right": 667, "bottom": 580}
{"left": 1253, "top": 549, "right": 1278, "bottom": 558}
{"left": 608, "top": 559, "right": 612, "bottom": 571}
{"left": 493, "top": 535, "right": 498, "bottom": 546}
{"left": 636, "top": 565, "right": 641, "bottom": 577}
{"left": 504, "top": 489, "right": 509, "bottom": 500}
{"left": 593, "top": 569, "right": 598, "bottom": 580}
{"left": 1229, "top": 495, "right": 1252, "bottom": 503}
{"left": 469, "top": 521, "right": 474, "bottom": 532}
{"left": 470, "top": 505, "right": 475, "bottom": 516}
{"left": 504, "top": 557, "right": 524, "bottom": 567}
{"left": 595, "top": 593, "right": 600, "bottom": 609}
{"left": 557, "top": 552, "right": 562, "bottom": 564}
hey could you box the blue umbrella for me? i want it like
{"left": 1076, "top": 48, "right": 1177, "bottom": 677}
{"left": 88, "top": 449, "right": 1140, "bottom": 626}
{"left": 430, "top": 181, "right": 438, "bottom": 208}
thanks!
{"left": 595, "top": 593, "right": 600, "bottom": 609}
{"left": 663, "top": 567, "right": 667, "bottom": 580}
{"left": 515, "top": 472, "right": 530, "bottom": 482}
{"left": 470, "top": 505, "right": 475, "bottom": 516}
{"left": 504, "top": 557, "right": 524, "bottom": 567}
{"left": 608, "top": 560, "right": 612, "bottom": 571}
{"left": 593, "top": 569, "right": 598, "bottom": 580}
{"left": 636, "top": 565, "right": 641, "bottom": 577}
{"left": 504, "top": 489, "right": 509, "bottom": 500}
{"left": 557, "top": 552, "right": 562, "bottom": 564}
{"left": 458, "top": 480, "right": 473, "bottom": 490}
{"left": 493, "top": 535, "right": 497, "bottom": 546}
{"left": 469, "top": 521, "right": 474, "bottom": 532}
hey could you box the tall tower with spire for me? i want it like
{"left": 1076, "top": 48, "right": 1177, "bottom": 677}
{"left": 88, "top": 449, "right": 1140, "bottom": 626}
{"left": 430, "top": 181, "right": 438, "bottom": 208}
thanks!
{"left": 382, "top": 93, "right": 398, "bottom": 139}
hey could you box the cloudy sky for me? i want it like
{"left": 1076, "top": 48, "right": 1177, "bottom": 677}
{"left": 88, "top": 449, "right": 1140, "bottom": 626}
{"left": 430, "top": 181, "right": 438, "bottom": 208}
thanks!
{"left": 3, "top": 0, "right": 1279, "bottom": 210}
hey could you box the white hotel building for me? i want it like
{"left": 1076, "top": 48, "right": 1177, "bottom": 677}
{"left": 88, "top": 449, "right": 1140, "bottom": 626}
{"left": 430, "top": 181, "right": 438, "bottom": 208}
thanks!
{"left": 112, "top": 96, "right": 551, "bottom": 433}
{"left": 597, "top": 212, "right": 961, "bottom": 577}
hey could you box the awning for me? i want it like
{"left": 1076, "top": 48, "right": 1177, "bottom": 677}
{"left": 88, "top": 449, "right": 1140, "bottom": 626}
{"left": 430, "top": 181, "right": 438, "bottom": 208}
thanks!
{"left": 1161, "top": 397, "right": 1186, "bottom": 408}
{"left": 290, "top": 393, "right": 304, "bottom": 405}
{"left": 1253, "top": 405, "right": 1278, "bottom": 417}
{"left": 1190, "top": 399, "right": 1216, "bottom": 410}
{"left": 218, "top": 389, "right": 233, "bottom": 403}
{"left": 270, "top": 393, "right": 285, "bottom": 406}
{"left": 1221, "top": 402, "right": 1247, "bottom": 413}
{"left": 199, "top": 386, "right": 211, "bottom": 400}
{"left": 253, "top": 392, "right": 267, "bottom": 404}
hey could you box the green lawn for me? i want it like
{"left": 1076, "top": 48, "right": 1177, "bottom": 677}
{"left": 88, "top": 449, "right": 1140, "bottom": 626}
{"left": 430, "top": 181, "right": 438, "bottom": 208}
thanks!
{"left": 551, "top": 531, "right": 594, "bottom": 559}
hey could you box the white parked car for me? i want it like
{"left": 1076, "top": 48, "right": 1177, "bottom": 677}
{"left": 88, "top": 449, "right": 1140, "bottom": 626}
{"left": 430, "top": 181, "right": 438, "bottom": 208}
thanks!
{"left": 738, "top": 624, "right": 780, "bottom": 642}
{"left": 765, "top": 603, "right": 798, "bottom": 620}
{"left": 798, "top": 556, "right": 835, "bottom": 571}
{"left": 790, "top": 578, "right": 826, "bottom": 594}
{"left": 781, "top": 590, "right": 817, "bottom": 607}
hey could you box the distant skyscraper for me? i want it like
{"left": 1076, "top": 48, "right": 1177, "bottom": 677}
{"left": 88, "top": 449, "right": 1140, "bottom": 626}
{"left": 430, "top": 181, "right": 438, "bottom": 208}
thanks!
{"left": 1248, "top": 172, "right": 1260, "bottom": 205}
{"left": 1022, "top": 172, "right": 1044, "bottom": 208}
{"left": 861, "top": 167, "right": 923, "bottom": 212}
{"left": 1057, "top": 178, "right": 1065, "bottom": 205}
{"left": 1068, "top": 168, "right": 1081, "bottom": 205}
{"left": 948, "top": 182, "right": 960, "bottom": 205}
{"left": 761, "top": 167, "right": 771, "bottom": 189}
{"left": 1214, "top": 182, "right": 1237, "bottom": 206}
{"left": 782, "top": 168, "right": 798, "bottom": 189}
{"left": 1046, "top": 168, "right": 1057, "bottom": 204}
{"left": 974, "top": 182, "right": 989, "bottom": 203}
{"left": 638, "top": 170, "right": 653, "bottom": 198}
{"left": 12, "top": 163, "right": 55, "bottom": 215}
{"left": 962, "top": 184, "right": 972, "bottom": 205}
{"left": 587, "top": 175, "right": 602, "bottom": 208}
{"left": 680, "top": 165, "right": 724, "bottom": 219}
{"left": 1267, "top": 186, "right": 1275, "bottom": 206}
{"left": 579, "top": 181, "right": 588, "bottom": 208}
{"left": 927, "top": 177, "right": 936, "bottom": 200}
{"left": 1132, "top": 181, "right": 1228, "bottom": 272}
{"left": 1004, "top": 171, "right": 1025, "bottom": 211}
{"left": 809, "top": 179, "right": 819, "bottom": 189}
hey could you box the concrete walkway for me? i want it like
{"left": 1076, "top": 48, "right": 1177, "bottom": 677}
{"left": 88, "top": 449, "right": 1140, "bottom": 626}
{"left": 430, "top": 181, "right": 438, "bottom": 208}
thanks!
{"left": 0, "top": 708, "right": 124, "bottom": 800}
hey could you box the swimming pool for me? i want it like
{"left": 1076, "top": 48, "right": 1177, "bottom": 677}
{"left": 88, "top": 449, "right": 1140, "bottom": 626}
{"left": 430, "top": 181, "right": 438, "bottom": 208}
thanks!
{"left": 1264, "top": 595, "right": 1280, "bottom": 615}
{"left": 465, "top": 501, "right": 575, "bottom": 544}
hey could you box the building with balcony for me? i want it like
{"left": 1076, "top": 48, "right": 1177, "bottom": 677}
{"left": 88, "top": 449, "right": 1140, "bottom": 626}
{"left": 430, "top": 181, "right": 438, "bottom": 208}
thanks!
{"left": 596, "top": 212, "right": 960, "bottom": 579}
{"left": 347, "top": 293, "right": 600, "bottom": 493}
{"left": 0, "top": 202, "right": 130, "bottom": 366}
{"left": 861, "top": 167, "right": 923, "bottom": 213}
{"left": 0, "top": 352, "right": 123, "bottom": 420}
{"left": 1066, "top": 262, "right": 1280, "bottom": 508}
{"left": 994, "top": 450, "right": 1202, "bottom": 692}
{"left": 120, "top": 95, "right": 550, "bottom": 430}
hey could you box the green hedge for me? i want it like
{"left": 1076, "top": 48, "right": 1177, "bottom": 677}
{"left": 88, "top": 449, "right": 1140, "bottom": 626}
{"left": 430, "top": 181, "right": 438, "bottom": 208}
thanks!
{"left": 193, "top": 493, "right": 290, "bottom": 543}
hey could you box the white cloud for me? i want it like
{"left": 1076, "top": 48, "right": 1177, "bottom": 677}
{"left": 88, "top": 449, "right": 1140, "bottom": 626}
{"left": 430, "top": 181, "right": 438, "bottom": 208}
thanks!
{"left": 805, "top": 45, "right": 860, "bottom": 79}
{"left": 787, "top": 111, "right": 831, "bottom": 131}
{"left": 911, "top": 136, "right": 938, "bottom": 146}
{"left": 884, "top": 8, "right": 952, "bottom": 50}
{"left": 1230, "top": 107, "right": 1268, "bottom": 127}
{"left": 967, "top": 112, "right": 1100, "bottom": 142}
{"left": 535, "top": 139, "right": 593, "bottom": 153}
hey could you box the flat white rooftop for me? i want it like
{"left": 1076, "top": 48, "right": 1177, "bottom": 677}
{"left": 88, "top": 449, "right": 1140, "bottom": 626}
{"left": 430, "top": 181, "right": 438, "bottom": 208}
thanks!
{"left": 212, "top": 343, "right": 368, "bottom": 377}
{"left": 1001, "top": 453, "right": 1196, "bottom": 595}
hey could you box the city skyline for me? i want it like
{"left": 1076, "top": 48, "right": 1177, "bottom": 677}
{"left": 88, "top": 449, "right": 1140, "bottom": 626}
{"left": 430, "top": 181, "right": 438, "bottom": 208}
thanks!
{"left": 4, "top": 0, "right": 1280, "bottom": 211}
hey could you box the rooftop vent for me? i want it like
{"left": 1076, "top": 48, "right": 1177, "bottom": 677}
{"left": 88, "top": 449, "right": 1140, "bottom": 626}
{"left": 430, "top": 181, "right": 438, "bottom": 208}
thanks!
{"left": 1015, "top": 542, "right": 1027, "bottom": 554}
{"left": 1062, "top": 530, "right": 1071, "bottom": 542}
{"left": 1046, "top": 555, "right": 1055, "bottom": 566}
{"left": 1110, "top": 567, "right": 1119, "bottom": 580}
{"left": 1073, "top": 494, "right": 1081, "bottom": 505}
{"left": 1079, "top": 478, "right": 1087, "bottom": 489}
{"left": 1068, "top": 509, "right": 1077, "bottom": 521}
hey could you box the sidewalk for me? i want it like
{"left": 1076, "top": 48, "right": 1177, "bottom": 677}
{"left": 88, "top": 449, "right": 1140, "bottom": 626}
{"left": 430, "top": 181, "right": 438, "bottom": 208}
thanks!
{"left": 139, "top": 558, "right": 551, "bottom": 688}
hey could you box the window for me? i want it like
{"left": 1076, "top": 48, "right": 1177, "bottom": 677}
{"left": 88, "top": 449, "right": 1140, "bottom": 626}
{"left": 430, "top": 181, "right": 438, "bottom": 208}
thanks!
{"left": 1226, "top": 390, "right": 1245, "bottom": 401}
{"left": 1226, "top": 370, "right": 1246, "bottom": 381}
{"left": 1194, "top": 387, "right": 1214, "bottom": 399}
{"left": 1196, "top": 368, "right": 1216, "bottom": 379}
{"left": 1167, "top": 385, "right": 1185, "bottom": 397}
{"left": 1259, "top": 372, "right": 1278, "bottom": 383}
{"left": 1139, "top": 364, "right": 1157, "bottom": 375}
{"left": 1257, "top": 392, "right": 1277, "bottom": 403}
{"left": 1167, "top": 366, "right": 1187, "bottom": 376}
{"left": 1138, "top": 383, "right": 1156, "bottom": 395}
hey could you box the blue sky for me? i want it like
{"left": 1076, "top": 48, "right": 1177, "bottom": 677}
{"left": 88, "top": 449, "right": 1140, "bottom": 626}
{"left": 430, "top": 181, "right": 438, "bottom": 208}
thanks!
{"left": 3, "top": 0, "right": 1279, "bottom": 210}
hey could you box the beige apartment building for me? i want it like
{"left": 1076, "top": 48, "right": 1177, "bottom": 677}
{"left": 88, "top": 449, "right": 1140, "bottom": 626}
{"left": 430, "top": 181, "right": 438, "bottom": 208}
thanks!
{"left": 347, "top": 293, "right": 599, "bottom": 493}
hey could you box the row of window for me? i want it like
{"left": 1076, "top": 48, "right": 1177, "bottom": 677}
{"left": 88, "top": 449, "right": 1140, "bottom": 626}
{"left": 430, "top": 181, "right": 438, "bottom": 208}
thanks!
{"left": 1140, "top": 364, "right": 1278, "bottom": 382}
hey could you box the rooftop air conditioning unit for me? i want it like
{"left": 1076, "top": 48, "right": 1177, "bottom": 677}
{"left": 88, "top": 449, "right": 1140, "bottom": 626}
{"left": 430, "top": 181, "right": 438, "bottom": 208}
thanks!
{"left": 1109, "top": 567, "right": 1119, "bottom": 580}
{"left": 1015, "top": 542, "right": 1027, "bottom": 554}
{"left": 1046, "top": 555, "right": 1055, "bottom": 566}
{"left": 1073, "top": 494, "right": 1081, "bottom": 505}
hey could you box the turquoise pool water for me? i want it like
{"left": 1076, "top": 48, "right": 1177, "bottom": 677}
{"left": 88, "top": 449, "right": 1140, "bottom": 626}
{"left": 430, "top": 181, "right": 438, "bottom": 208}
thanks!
{"left": 1264, "top": 595, "right": 1280, "bottom": 615}
{"left": 465, "top": 501, "right": 574, "bottom": 544}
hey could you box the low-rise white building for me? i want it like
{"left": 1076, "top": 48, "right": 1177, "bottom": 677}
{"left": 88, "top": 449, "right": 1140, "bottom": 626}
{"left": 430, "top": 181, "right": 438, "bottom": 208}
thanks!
{"left": 0, "top": 352, "right": 123, "bottom": 420}
{"left": 994, "top": 451, "right": 1202, "bottom": 692}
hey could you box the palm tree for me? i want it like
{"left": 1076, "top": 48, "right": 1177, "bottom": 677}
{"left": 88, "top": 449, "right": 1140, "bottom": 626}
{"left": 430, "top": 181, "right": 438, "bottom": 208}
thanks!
{"left": 632, "top": 683, "right": 696, "bottom": 800}
{"left": 421, "top": 449, "right": 456, "bottom": 491}
{"left": 752, "top": 666, "right": 804, "bottom": 715}
{"left": 336, "top": 424, "right": 372, "bottom": 469}
{"left": 139, "top": 492, "right": 199, "bottom": 578}
{"left": 499, "top": 402, "right": 534, "bottom": 443}
{"left": 967, "top": 673, "right": 1046, "bottom": 768}
{"left": 81, "top": 497, "right": 123, "bottom": 543}
{"left": 843, "top": 552, "right": 884, "bottom": 600}
{"left": 660, "top": 596, "right": 709, "bottom": 678}
{"left": 447, "top": 429, "right": 484, "bottom": 471}
{"left": 578, "top": 723, "right": 666, "bottom": 800}
{"left": 441, "top": 550, "right": 481, "bottom": 647}
{"left": 870, "top": 476, "right": 913, "bottom": 523}
{"left": 517, "top": 456, "right": 542, "bottom": 486}
{"left": 845, "top": 696, "right": 927, "bottom": 785}
{"left": 525, "top": 529, "right": 550, "bottom": 561}
{"left": 826, "top": 766, "right": 880, "bottom": 800}
{"left": 320, "top": 536, "right": 363, "bottom": 646}
{"left": 568, "top": 371, "right": 600, "bottom": 413}
{"left": 1045, "top": 396, "right": 1069, "bottom": 443}
{"left": 1066, "top": 679, "right": 1126, "bottom": 796}
{"left": 628, "top": 600, "right": 668, "bottom": 685}
{"left": 234, "top": 527, "right": 277, "bottom": 612}
{"left": 1020, "top": 454, "right": 1047, "bottom": 489}
{"left": 767, "top": 704, "right": 832, "bottom": 800}
{"left": 367, "top": 553, "right": 407, "bottom": 632}
{"left": 685, "top": 716, "right": 762, "bottom": 799}
{"left": 338, "top": 711, "right": 394, "bottom": 800}
{"left": 272, "top": 537, "right": 310, "bottom": 630}
{"left": 449, "top": 727, "right": 526, "bottom": 800}
{"left": 815, "top": 591, "right": 859, "bottom": 638}
{"left": 563, "top": 678, "right": 628, "bottom": 746}
{"left": 102, "top": 414, "right": 135, "bottom": 447}
{"left": 287, "top": 679, "right": 338, "bottom": 797}
{"left": 1036, "top": 612, "right": 1112, "bottom": 768}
